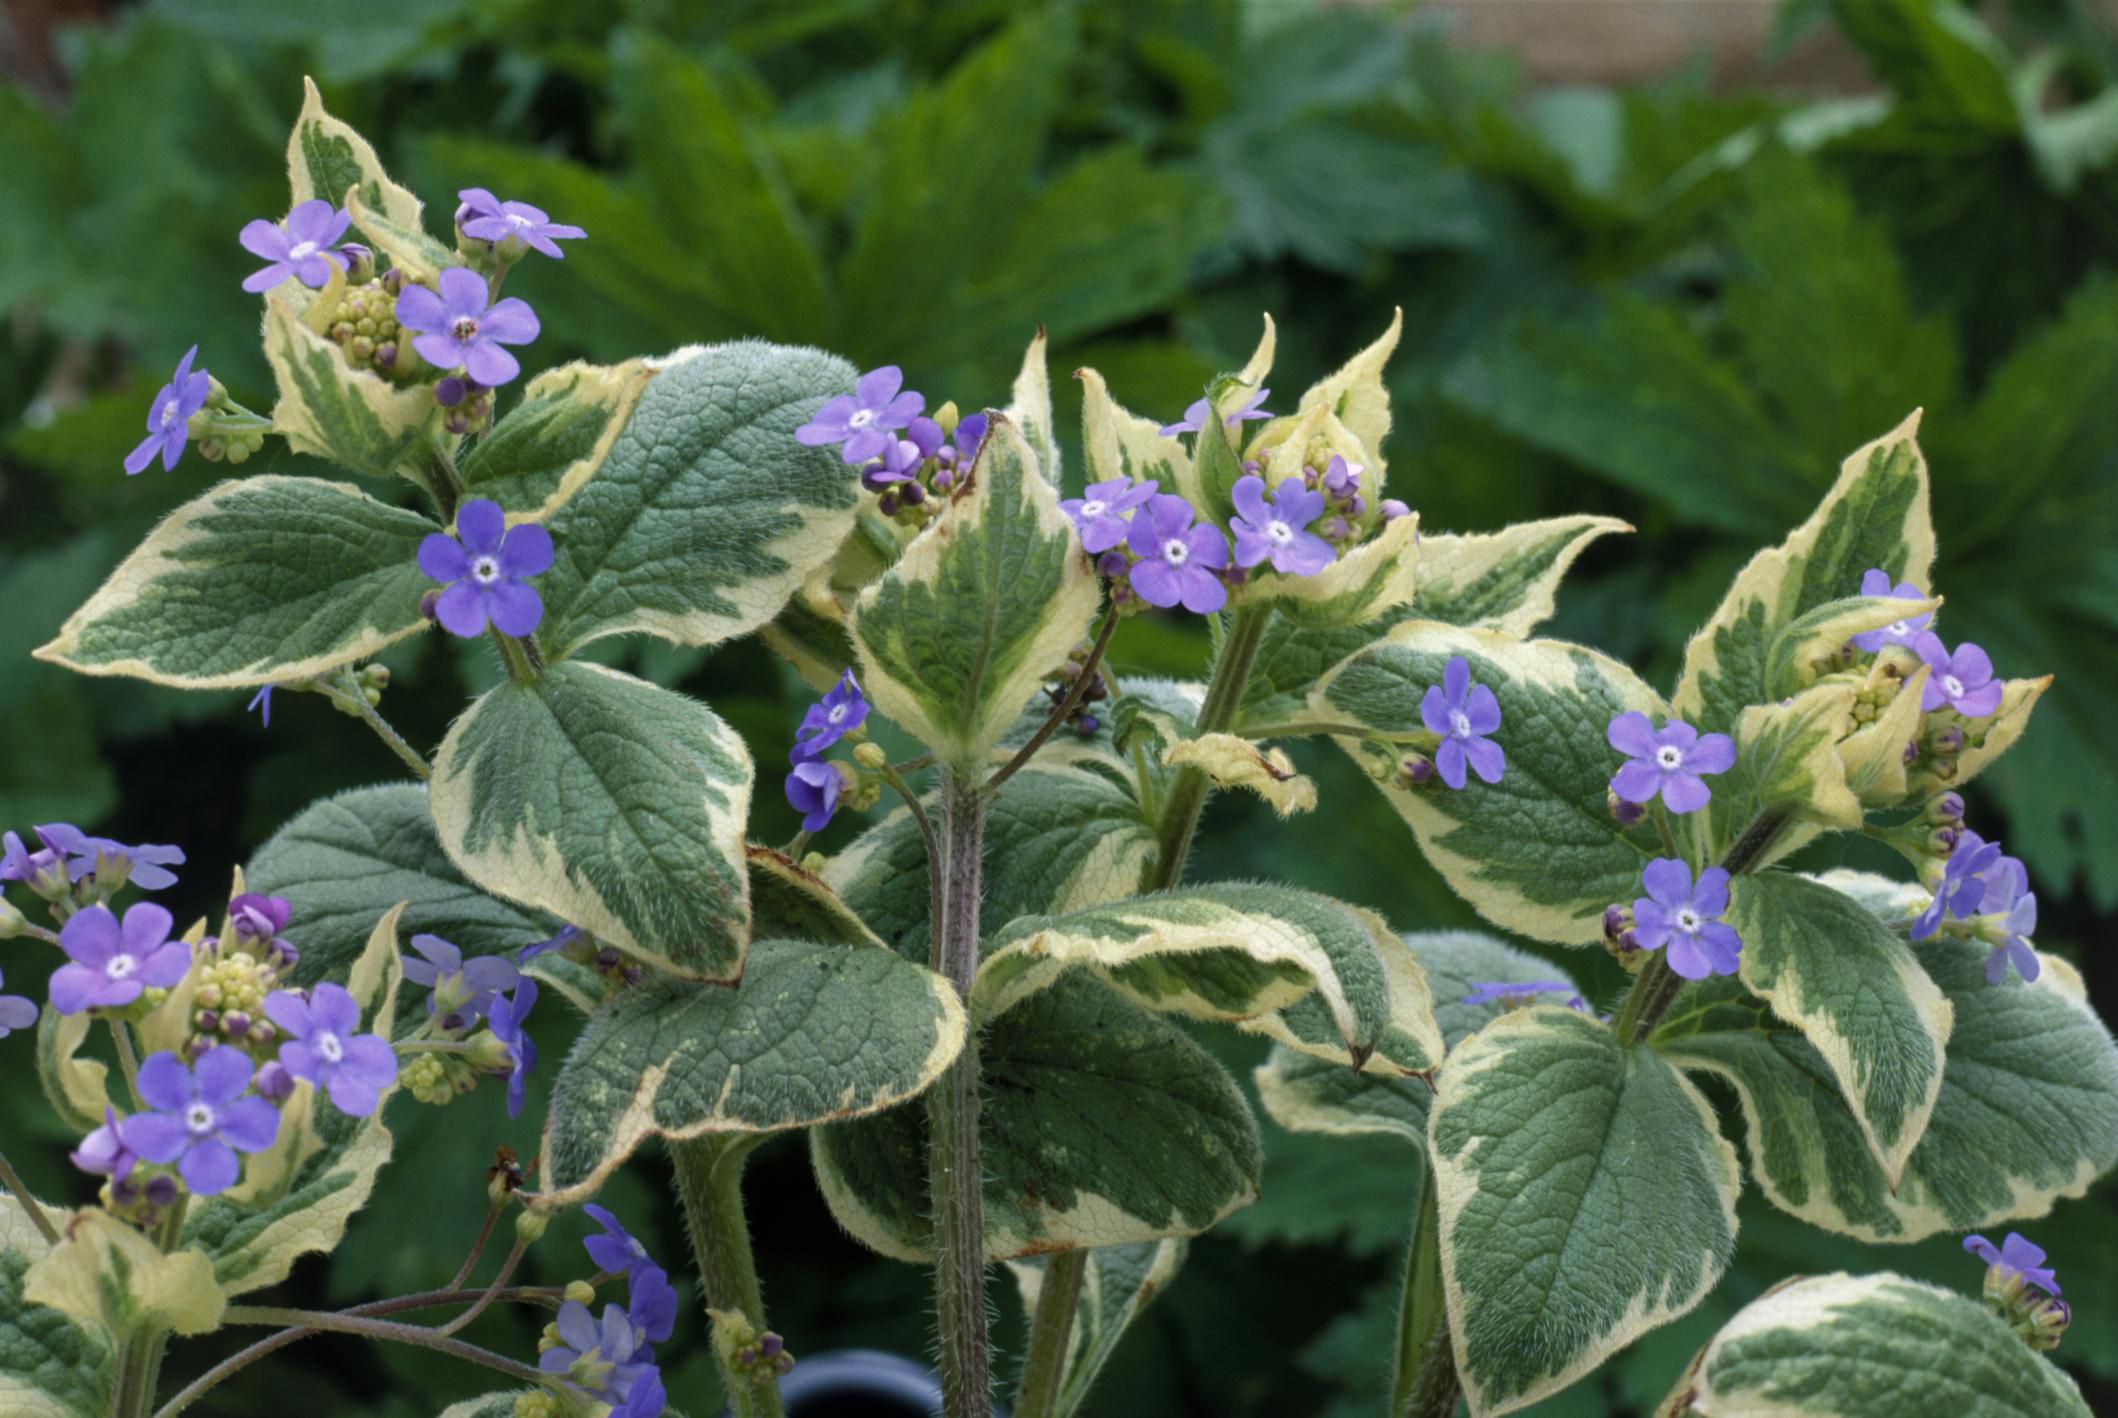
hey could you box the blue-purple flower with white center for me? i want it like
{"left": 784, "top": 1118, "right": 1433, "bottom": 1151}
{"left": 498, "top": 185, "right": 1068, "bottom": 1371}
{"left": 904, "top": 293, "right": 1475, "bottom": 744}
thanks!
{"left": 238, "top": 200, "right": 352, "bottom": 292}
{"left": 1061, "top": 477, "right": 1157, "bottom": 555}
{"left": 1158, "top": 387, "right": 1272, "bottom": 437}
{"left": 1420, "top": 657, "right": 1504, "bottom": 790}
{"left": 403, "top": 932, "right": 520, "bottom": 1031}
{"left": 118, "top": 1047, "right": 279, "bottom": 1197}
{"left": 583, "top": 1203, "right": 660, "bottom": 1278}
{"left": 486, "top": 980, "right": 539, "bottom": 1119}
{"left": 247, "top": 685, "right": 274, "bottom": 726}
{"left": 37, "top": 823, "right": 186, "bottom": 891}
{"left": 124, "top": 346, "right": 212, "bottom": 476}
{"left": 456, "top": 188, "right": 586, "bottom": 259}
{"left": 1462, "top": 980, "right": 1587, "bottom": 1011}
{"left": 1230, "top": 475, "right": 1334, "bottom": 577}
{"left": 785, "top": 760, "right": 843, "bottom": 832}
{"left": 50, "top": 903, "right": 190, "bottom": 1015}
{"left": 1971, "top": 854, "right": 2040, "bottom": 985}
{"left": 419, "top": 498, "right": 555, "bottom": 639}
{"left": 1606, "top": 711, "right": 1735, "bottom": 815}
{"left": 1850, "top": 569, "right": 1933, "bottom": 653}
{"left": 263, "top": 983, "right": 398, "bottom": 1117}
{"left": 0, "top": 968, "right": 37, "bottom": 1038}
{"left": 70, "top": 1106, "right": 136, "bottom": 1180}
{"left": 1126, "top": 494, "right": 1229, "bottom": 614}
{"left": 793, "top": 672, "right": 869, "bottom": 762}
{"left": 1965, "top": 1232, "right": 2058, "bottom": 1296}
{"left": 540, "top": 1299, "right": 662, "bottom": 1410}
{"left": 1913, "top": 633, "right": 2003, "bottom": 718}
{"left": 796, "top": 366, "right": 924, "bottom": 465}
{"left": 395, "top": 267, "right": 541, "bottom": 388}
{"left": 1633, "top": 859, "right": 1742, "bottom": 980}
{"left": 1911, "top": 829, "right": 2004, "bottom": 941}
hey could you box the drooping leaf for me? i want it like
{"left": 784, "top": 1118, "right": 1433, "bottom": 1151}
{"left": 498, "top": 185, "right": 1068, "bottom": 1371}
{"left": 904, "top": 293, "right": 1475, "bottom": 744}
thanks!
{"left": 429, "top": 661, "right": 752, "bottom": 981}
{"left": 1315, "top": 622, "right": 1669, "bottom": 945}
{"left": 538, "top": 938, "right": 966, "bottom": 1204}
{"left": 25, "top": 1210, "right": 225, "bottom": 1339}
{"left": 851, "top": 414, "right": 1098, "bottom": 771}
{"left": 33, "top": 475, "right": 433, "bottom": 689}
{"left": 1430, "top": 1007, "right": 1739, "bottom": 1416}
{"left": 1007, "top": 1239, "right": 1185, "bottom": 1418}
{"left": 812, "top": 974, "right": 1260, "bottom": 1263}
{"left": 459, "top": 358, "right": 656, "bottom": 520}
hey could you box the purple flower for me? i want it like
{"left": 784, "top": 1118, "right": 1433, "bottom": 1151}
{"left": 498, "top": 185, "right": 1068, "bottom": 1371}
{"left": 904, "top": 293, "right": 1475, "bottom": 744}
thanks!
{"left": 1913, "top": 634, "right": 2003, "bottom": 719}
{"left": 1229, "top": 474, "right": 1334, "bottom": 577}
{"left": 70, "top": 1106, "right": 136, "bottom": 1180}
{"left": 403, "top": 933, "right": 520, "bottom": 1030}
{"left": 952, "top": 413, "right": 989, "bottom": 460}
{"left": 1061, "top": 477, "right": 1158, "bottom": 555}
{"left": 456, "top": 188, "right": 586, "bottom": 260}
{"left": 124, "top": 346, "right": 212, "bottom": 476}
{"left": 51, "top": 903, "right": 190, "bottom": 1014}
{"left": 419, "top": 499, "right": 554, "bottom": 639}
{"left": 793, "top": 671, "right": 869, "bottom": 761}
{"left": 519, "top": 924, "right": 581, "bottom": 965}
{"left": 540, "top": 1299, "right": 662, "bottom": 1408}
{"left": 1462, "top": 981, "right": 1587, "bottom": 1011}
{"left": 1850, "top": 569, "right": 1933, "bottom": 653}
{"left": 238, "top": 200, "right": 352, "bottom": 292}
{"left": 796, "top": 366, "right": 925, "bottom": 465}
{"left": 1912, "top": 829, "right": 2004, "bottom": 941}
{"left": 1379, "top": 498, "right": 1410, "bottom": 522}
{"left": 39, "top": 824, "right": 186, "bottom": 891}
{"left": 1606, "top": 712, "right": 1735, "bottom": 815}
{"left": 627, "top": 1265, "right": 677, "bottom": 1349}
{"left": 785, "top": 760, "right": 843, "bottom": 833}
{"left": 0, "top": 968, "right": 36, "bottom": 1037}
{"left": 395, "top": 267, "right": 540, "bottom": 387}
{"left": 1158, "top": 387, "right": 1272, "bottom": 437}
{"left": 247, "top": 685, "right": 274, "bottom": 727}
{"left": 228, "top": 893, "right": 292, "bottom": 952}
{"left": 118, "top": 1047, "right": 280, "bottom": 1197}
{"left": 1965, "top": 1232, "right": 2058, "bottom": 1296}
{"left": 583, "top": 1203, "right": 660, "bottom": 1278}
{"left": 0, "top": 829, "right": 64, "bottom": 888}
{"left": 1126, "top": 495, "right": 1229, "bottom": 614}
{"left": 263, "top": 983, "right": 398, "bottom": 1117}
{"left": 1320, "top": 455, "right": 1361, "bottom": 497}
{"left": 1633, "top": 859, "right": 1742, "bottom": 980}
{"left": 487, "top": 981, "right": 539, "bottom": 1120}
{"left": 1420, "top": 657, "right": 1505, "bottom": 790}
{"left": 1973, "top": 855, "right": 2040, "bottom": 985}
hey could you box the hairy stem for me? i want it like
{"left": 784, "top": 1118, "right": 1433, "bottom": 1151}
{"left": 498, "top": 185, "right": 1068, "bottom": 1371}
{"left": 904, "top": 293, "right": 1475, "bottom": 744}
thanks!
{"left": 110, "top": 1018, "right": 144, "bottom": 1106}
{"left": 1391, "top": 1160, "right": 1458, "bottom": 1418}
{"left": 1721, "top": 807, "right": 1793, "bottom": 878}
{"left": 16, "top": 921, "right": 61, "bottom": 946}
{"left": 1013, "top": 1249, "right": 1087, "bottom": 1418}
{"left": 434, "top": 1235, "right": 528, "bottom": 1338}
{"left": 1149, "top": 604, "right": 1271, "bottom": 887}
{"left": 930, "top": 769, "right": 990, "bottom": 1418}
{"left": 0, "top": 1144, "right": 59, "bottom": 1247}
{"left": 671, "top": 1134, "right": 783, "bottom": 1418}
{"left": 219, "top": 1305, "right": 551, "bottom": 1385}
{"left": 876, "top": 762, "right": 944, "bottom": 956}
{"left": 986, "top": 604, "right": 1120, "bottom": 794}
{"left": 323, "top": 668, "right": 431, "bottom": 780}
{"left": 493, "top": 632, "right": 539, "bottom": 689}
{"left": 447, "top": 1205, "right": 501, "bottom": 1293}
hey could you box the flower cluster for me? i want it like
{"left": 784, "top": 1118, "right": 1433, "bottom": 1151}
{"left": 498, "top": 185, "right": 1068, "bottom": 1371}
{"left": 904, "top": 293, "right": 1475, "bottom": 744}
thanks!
{"left": 533, "top": 1206, "right": 678, "bottom": 1416}
{"left": 1832, "top": 566, "right": 2006, "bottom": 786}
{"left": 397, "top": 933, "right": 540, "bottom": 1117}
{"left": 795, "top": 365, "right": 993, "bottom": 523}
{"left": 1910, "top": 825, "right": 2040, "bottom": 984}
{"left": 1967, "top": 1231, "right": 2069, "bottom": 1352}
{"left": 783, "top": 671, "right": 875, "bottom": 834}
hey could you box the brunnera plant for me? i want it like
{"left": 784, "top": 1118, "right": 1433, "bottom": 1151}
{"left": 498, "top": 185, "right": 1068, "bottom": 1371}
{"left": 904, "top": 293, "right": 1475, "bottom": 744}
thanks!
{"left": 0, "top": 78, "right": 2110, "bottom": 1418}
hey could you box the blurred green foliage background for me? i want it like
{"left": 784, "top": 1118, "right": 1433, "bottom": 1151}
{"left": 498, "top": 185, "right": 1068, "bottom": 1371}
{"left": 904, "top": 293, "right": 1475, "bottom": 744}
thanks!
{"left": 3, "top": 0, "right": 2116, "bottom": 1413}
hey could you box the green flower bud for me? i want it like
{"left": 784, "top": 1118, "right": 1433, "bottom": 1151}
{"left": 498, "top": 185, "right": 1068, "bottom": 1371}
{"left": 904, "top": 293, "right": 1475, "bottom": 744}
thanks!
{"left": 514, "top": 1208, "right": 550, "bottom": 1245}
{"left": 0, "top": 898, "right": 26, "bottom": 940}
{"left": 563, "top": 1279, "right": 596, "bottom": 1305}
{"left": 852, "top": 741, "right": 888, "bottom": 771}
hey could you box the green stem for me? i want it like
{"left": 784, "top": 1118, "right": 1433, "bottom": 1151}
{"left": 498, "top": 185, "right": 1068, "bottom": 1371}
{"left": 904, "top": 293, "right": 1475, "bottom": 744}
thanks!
{"left": 671, "top": 1135, "right": 784, "bottom": 1418}
{"left": 986, "top": 604, "right": 1120, "bottom": 794}
{"left": 1150, "top": 604, "right": 1271, "bottom": 887}
{"left": 930, "top": 769, "right": 990, "bottom": 1418}
{"left": 16, "top": 921, "right": 61, "bottom": 946}
{"left": 110, "top": 1019, "right": 143, "bottom": 1107}
{"left": 434, "top": 1235, "right": 527, "bottom": 1337}
{"left": 321, "top": 668, "right": 430, "bottom": 779}
{"left": 0, "top": 1145, "right": 59, "bottom": 1247}
{"left": 492, "top": 632, "right": 539, "bottom": 688}
{"left": 219, "top": 1305, "right": 552, "bottom": 1386}
{"left": 1014, "top": 1249, "right": 1088, "bottom": 1418}
{"left": 1390, "top": 1158, "right": 1458, "bottom": 1418}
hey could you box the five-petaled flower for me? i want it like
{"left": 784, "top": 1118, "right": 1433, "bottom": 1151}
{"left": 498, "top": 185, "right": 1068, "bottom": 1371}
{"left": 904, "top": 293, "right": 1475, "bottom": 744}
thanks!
{"left": 1972, "top": 854, "right": 2040, "bottom": 985}
{"left": 1911, "top": 829, "right": 2004, "bottom": 941}
{"left": 238, "top": 200, "right": 352, "bottom": 292}
{"left": 456, "top": 187, "right": 586, "bottom": 259}
{"left": 419, "top": 499, "right": 555, "bottom": 639}
{"left": 792, "top": 672, "right": 870, "bottom": 761}
{"left": 404, "top": 932, "right": 521, "bottom": 1030}
{"left": 1632, "top": 858, "right": 1742, "bottom": 980}
{"left": 540, "top": 1298, "right": 664, "bottom": 1415}
{"left": 1126, "top": 494, "right": 1229, "bottom": 614}
{"left": 1229, "top": 474, "right": 1334, "bottom": 577}
{"left": 395, "top": 267, "right": 541, "bottom": 387}
{"left": 263, "top": 982, "right": 399, "bottom": 1117}
{"left": 785, "top": 760, "right": 844, "bottom": 833}
{"left": 486, "top": 980, "right": 539, "bottom": 1120}
{"left": 1850, "top": 569, "right": 1932, "bottom": 653}
{"left": 626, "top": 1264, "right": 678, "bottom": 1352}
{"left": 583, "top": 1203, "right": 661, "bottom": 1278}
{"left": 1913, "top": 633, "right": 2003, "bottom": 718}
{"left": 1965, "top": 1232, "right": 2058, "bottom": 1296}
{"left": 1606, "top": 711, "right": 1735, "bottom": 815}
{"left": 1061, "top": 477, "right": 1157, "bottom": 555}
{"left": 796, "top": 366, "right": 924, "bottom": 465}
{"left": 51, "top": 903, "right": 190, "bottom": 1014}
{"left": 124, "top": 346, "right": 211, "bottom": 476}
{"left": 39, "top": 823, "right": 186, "bottom": 891}
{"left": 1420, "top": 657, "right": 1505, "bottom": 790}
{"left": 1158, "top": 386, "right": 1272, "bottom": 437}
{"left": 118, "top": 1047, "right": 280, "bottom": 1197}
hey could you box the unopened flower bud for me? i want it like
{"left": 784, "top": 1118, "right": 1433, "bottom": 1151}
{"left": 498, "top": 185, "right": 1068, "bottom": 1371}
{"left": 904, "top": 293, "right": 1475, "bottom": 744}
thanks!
{"left": 1322, "top": 516, "right": 1350, "bottom": 541}
{"left": 852, "top": 742, "right": 888, "bottom": 771}
{"left": 933, "top": 468, "right": 955, "bottom": 492}
{"left": 758, "top": 1332, "right": 784, "bottom": 1358}
{"left": 514, "top": 1208, "right": 550, "bottom": 1245}
{"left": 933, "top": 400, "right": 960, "bottom": 436}
{"left": 1928, "top": 791, "right": 1965, "bottom": 825}
{"left": 1096, "top": 551, "right": 1129, "bottom": 579}
{"left": 381, "top": 267, "right": 406, "bottom": 296}
{"left": 1928, "top": 724, "right": 1965, "bottom": 754}
{"left": 1242, "top": 460, "right": 1262, "bottom": 476}
{"left": 775, "top": 1352, "right": 796, "bottom": 1375}
{"left": 800, "top": 851, "right": 827, "bottom": 874}
{"left": 0, "top": 899, "right": 25, "bottom": 940}
{"left": 420, "top": 589, "right": 444, "bottom": 622}
{"left": 1607, "top": 789, "right": 1645, "bottom": 829}
{"left": 877, "top": 491, "right": 899, "bottom": 517}
{"left": 563, "top": 1278, "right": 596, "bottom": 1304}
{"left": 1398, "top": 753, "right": 1434, "bottom": 788}
{"left": 1603, "top": 904, "right": 1629, "bottom": 942}
{"left": 1929, "top": 826, "right": 1960, "bottom": 856}
{"left": 901, "top": 481, "right": 926, "bottom": 507}
{"left": 222, "top": 1011, "right": 251, "bottom": 1040}
{"left": 1075, "top": 714, "right": 1100, "bottom": 736}
{"left": 1379, "top": 498, "right": 1410, "bottom": 522}
{"left": 255, "top": 1060, "right": 295, "bottom": 1102}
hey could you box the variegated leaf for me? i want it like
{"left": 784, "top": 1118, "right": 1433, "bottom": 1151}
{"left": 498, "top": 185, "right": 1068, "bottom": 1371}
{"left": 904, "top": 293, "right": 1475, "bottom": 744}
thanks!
{"left": 26, "top": 1210, "right": 225, "bottom": 1339}
{"left": 460, "top": 358, "right": 656, "bottom": 520}
{"left": 429, "top": 661, "right": 752, "bottom": 981}
{"left": 1293, "top": 307, "right": 1400, "bottom": 475}
{"left": 285, "top": 76, "right": 423, "bottom": 229}
{"left": 1007, "top": 1239, "right": 1185, "bottom": 1418}
{"left": 747, "top": 846, "right": 885, "bottom": 949}
{"left": 1241, "top": 511, "right": 1421, "bottom": 629}
{"left": 1161, "top": 733, "right": 1315, "bottom": 816}
{"left": 263, "top": 296, "right": 440, "bottom": 480}
{"left": 0, "top": 1198, "right": 110, "bottom": 1418}
{"left": 1914, "top": 674, "right": 2052, "bottom": 798}
{"left": 1005, "top": 326, "right": 1059, "bottom": 486}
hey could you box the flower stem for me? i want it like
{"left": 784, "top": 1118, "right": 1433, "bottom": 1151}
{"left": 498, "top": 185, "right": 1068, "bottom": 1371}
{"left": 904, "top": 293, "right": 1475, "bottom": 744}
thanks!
{"left": 930, "top": 769, "right": 990, "bottom": 1418}
{"left": 321, "top": 668, "right": 430, "bottom": 780}
{"left": 1390, "top": 1159, "right": 1459, "bottom": 1418}
{"left": 986, "top": 604, "right": 1121, "bottom": 794}
{"left": 670, "top": 1134, "right": 784, "bottom": 1418}
{"left": 0, "top": 1146, "right": 58, "bottom": 1247}
{"left": 493, "top": 631, "right": 539, "bottom": 688}
{"left": 219, "top": 1305, "right": 554, "bottom": 1385}
{"left": 16, "top": 921, "right": 61, "bottom": 946}
{"left": 1013, "top": 1249, "right": 1087, "bottom": 1418}
{"left": 434, "top": 1234, "right": 528, "bottom": 1337}
{"left": 1150, "top": 603, "right": 1271, "bottom": 889}
{"left": 110, "top": 1018, "right": 144, "bottom": 1107}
